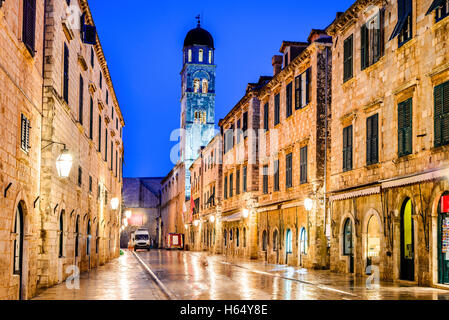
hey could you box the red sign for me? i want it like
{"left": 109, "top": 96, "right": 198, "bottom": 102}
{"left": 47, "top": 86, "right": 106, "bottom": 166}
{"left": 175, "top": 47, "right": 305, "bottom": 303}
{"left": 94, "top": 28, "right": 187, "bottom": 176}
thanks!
{"left": 442, "top": 196, "right": 449, "bottom": 213}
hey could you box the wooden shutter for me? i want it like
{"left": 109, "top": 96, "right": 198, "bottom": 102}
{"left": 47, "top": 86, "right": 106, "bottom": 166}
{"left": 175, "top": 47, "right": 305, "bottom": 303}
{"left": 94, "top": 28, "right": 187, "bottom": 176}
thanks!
{"left": 89, "top": 97, "right": 93, "bottom": 139}
{"left": 300, "top": 146, "right": 308, "bottom": 184}
{"left": 79, "top": 75, "right": 84, "bottom": 124}
{"left": 343, "top": 126, "right": 353, "bottom": 171}
{"left": 98, "top": 116, "right": 102, "bottom": 151}
{"left": 243, "top": 112, "right": 248, "bottom": 132}
{"left": 22, "top": 0, "right": 36, "bottom": 54}
{"left": 264, "top": 103, "right": 269, "bottom": 130}
{"left": 63, "top": 44, "right": 70, "bottom": 104}
{"left": 295, "top": 76, "right": 300, "bottom": 109}
{"left": 275, "top": 94, "right": 280, "bottom": 125}
{"left": 398, "top": 99, "right": 412, "bottom": 156}
{"left": 372, "top": 114, "right": 379, "bottom": 163}
{"left": 274, "top": 160, "right": 279, "bottom": 191}
{"left": 443, "top": 82, "right": 449, "bottom": 145}
{"left": 286, "top": 83, "right": 292, "bottom": 117}
{"left": 367, "top": 115, "right": 378, "bottom": 164}
{"left": 434, "top": 83, "right": 446, "bottom": 147}
{"left": 306, "top": 68, "right": 311, "bottom": 105}
{"left": 344, "top": 35, "right": 353, "bottom": 81}
{"left": 361, "top": 24, "right": 369, "bottom": 70}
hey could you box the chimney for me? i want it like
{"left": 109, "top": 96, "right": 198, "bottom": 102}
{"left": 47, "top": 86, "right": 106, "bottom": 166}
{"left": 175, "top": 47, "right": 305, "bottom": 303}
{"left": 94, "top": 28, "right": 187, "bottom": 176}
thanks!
{"left": 272, "top": 55, "right": 283, "bottom": 76}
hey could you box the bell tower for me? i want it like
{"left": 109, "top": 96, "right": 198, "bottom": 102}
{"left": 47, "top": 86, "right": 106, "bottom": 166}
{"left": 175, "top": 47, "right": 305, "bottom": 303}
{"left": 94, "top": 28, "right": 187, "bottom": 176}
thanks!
{"left": 180, "top": 18, "right": 216, "bottom": 200}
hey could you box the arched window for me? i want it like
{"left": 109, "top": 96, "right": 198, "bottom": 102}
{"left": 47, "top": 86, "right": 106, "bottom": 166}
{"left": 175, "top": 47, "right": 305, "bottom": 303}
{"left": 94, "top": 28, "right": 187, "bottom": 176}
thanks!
{"left": 300, "top": 227, "right": 308, "bottom": 255}
{"left": 59, "top": 211, "right": 64, "bottom": 258}
{"left": 202, "top": 79, "right": 208, "bottom": 93}
{"left": 13, "top": 205, "right": 23, "bottom": 276}
{"left": 367, "top": 215, "right": 380, "bottom": 259}
{"left": 188, "top": 49, "right": 192, "bottom": 62}
{"left": 343, "top": 219, "right": 353, "bottom": 256}
{"left": 194, "top": 79, "right": 200, "bottom": 93}
{"left": 208, "top": 50, "right": 212, "bottom": 64}
{"left": 262, "top": 230, "right": 268, "bottom": 251}
{"left": 243, "top": 228, "right": 247, "bottom": 247}
{"left": 273, "top": 230, "right": 278, "bottom": 251}
{"left": 199, "top": 49, "right": 203, "bottom": 62}
{"left": 86, "top": 220, "right": 91, "bottom": 256}
{"left": 236, "top": 228, "right": 240, "bottom": 247}
{"left": 75, "top": 216, "right": 80, "bottom": 257}
{"left": 286, "top": 229, "right": 293, "bottom": 253}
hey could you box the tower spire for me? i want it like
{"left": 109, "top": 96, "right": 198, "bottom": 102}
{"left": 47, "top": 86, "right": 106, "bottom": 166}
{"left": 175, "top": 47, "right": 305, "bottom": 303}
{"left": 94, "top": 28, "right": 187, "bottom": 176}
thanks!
{"left": 196, "top": 14, "right": 201, "bottom": 27}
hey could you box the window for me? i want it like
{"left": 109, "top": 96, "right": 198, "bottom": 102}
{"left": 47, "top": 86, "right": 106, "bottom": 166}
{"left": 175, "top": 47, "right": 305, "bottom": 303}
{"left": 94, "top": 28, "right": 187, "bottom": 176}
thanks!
{"left": 59, "top": 211, "right": 64, "bottom": 258}
{"left": 78, "top": 166, "right": 82, "bottom": 186}
{"left": 434, "top": 81, "right": 449, "bottom": 147}
{"left": 300, "top": 227, "right": 308, "bottom": 255}
{"left": 224, "top": 127, "right": 234, "bottom": 153}
{"left": 75, "top": 216, "right": 80, "bottom": 257}
{"left": 13, "top": 206, "right": 23, "bottom": 275}
{"left": 286, "top": 153, "right": 292, "bottom": 188}
{"left": 274, "top": 94, "right": 280, "bottom": 125}
{"left": 208, "top": 50, "right": 212, "bottom": 64}
{"left": 89, "top": 176, "right": 92, "bottom": 193}
{"left": 263, "top": 165, "right": 269, "bottom": 194}
{"left": 194, "top": 79, "right": 200, "bottom": 93}
{"left": 98, "top": 116, "right": 102, "bottom": 152}
{"left": 99, "top": 72, "right": 103, "bottom": 89}
{"left": 188, "top": 49, "right": 192, "bottom": 62}
{"left": 274, "top": 159, "right": 279, "bottom": 191}
{"left": 22, "top": 0, "right": 36, "bottom": 55}
{"left": 295, "top": 69, "right": 311, "bottom": 109}
{"left": 236, "top": 119, "right": 241, "bottom": 144}
{"left": 286, "top": 229, "right": 292, "bottom": 253}
{"left": 361, "top": 11, "right": 384, "bottom": 70}
{"left": 105, "top": 129, "right": 108, "bottom": 162}
{"left": 434, "top": 0, "right": 449, "bottom": 21}
{"left": 300, "top": 146, "right": 308, "bottom": 184}
{"left": 63, "top": 43, "right": 69, "bottom": 104}
{"left": 286, "top": 82, "right": 293, "bottom": 117}
{"left": 243, "top": 166, "right": 247, "bottom": 192}
{"left": 366, "top": 114, "right": 379, "bottom": 165}
{"left": 242, "top": 112, "right": 248, "bottom": 133}
{"left": 224, "top": 176, "right": 228, "bottom": 199}
{"left": 79, "top": 75, "right": 84, "bottom": 124}
{"left": 263, "top": 103, "right": 269, "bottom": 131}
{"left": 110, "top": 141, "right": 113, "bottom": 170}
{"left": 390, "top": 0, "right": 412, "bottom": 46}
{"left": 91, "top": 47, "right": 94, "bottom": 68}
{"left": 202, "top": 79, "right": 208, "bottom": 93}
{"left": 343, "top": 125, "right": 353, "bottom": 172}
{"left": 89, "top": 97, "right": 93, "bottom": 139}
{"left": 199, "top": 49, "right": 204, "bottom": 62}
{"left": 86, "top": 221, "right": 91, "bottom": 256}
{"left": 343, "top": 35, "right": 353, "bottom": 82}
{"left": 343, "top": 219, "right": 353, "bottom": 256}
{"left": 229, "top": 173, "right": 233, "bottom": 197}
{"left": 398, "top": 98, "right": 413, "bottom": 157}
{"left": 20, "top": 114, "right": 30, "bottom": 153}
{"left": 262, "top": 230, "right": 268, "bottom": 251}
{"left": 236, "top": 169, "right": 240, "bottom": 195}
{"left": 106, "top": 90, "right": 109, "bottom": 105}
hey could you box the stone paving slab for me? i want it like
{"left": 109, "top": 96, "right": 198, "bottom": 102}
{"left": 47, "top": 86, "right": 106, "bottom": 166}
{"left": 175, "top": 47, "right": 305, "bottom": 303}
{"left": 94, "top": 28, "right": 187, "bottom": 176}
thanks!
{"left": 33, "top": 251, "right": 167, "bottom": 300}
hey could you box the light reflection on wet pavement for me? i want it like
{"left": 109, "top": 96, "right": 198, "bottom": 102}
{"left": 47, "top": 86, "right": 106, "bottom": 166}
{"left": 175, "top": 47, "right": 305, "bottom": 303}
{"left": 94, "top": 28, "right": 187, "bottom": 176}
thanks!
{"left": 139, "top": 250, "right": 449, "bottom": 300}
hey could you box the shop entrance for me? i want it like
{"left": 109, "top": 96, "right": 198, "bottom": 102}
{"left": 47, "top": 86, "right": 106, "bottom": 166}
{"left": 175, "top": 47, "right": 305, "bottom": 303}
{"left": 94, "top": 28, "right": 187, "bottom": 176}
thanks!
{"left": 400, "top": 199, "right": 415, "bottom": 281}
{"left": 13, "top": 204, "right": 24, "bottom": 300}
{"left": 438, "top": 193, "right": 449, "bottom": 284}
{"left": 343, "top": 219, "right": 354, "bottom": 273}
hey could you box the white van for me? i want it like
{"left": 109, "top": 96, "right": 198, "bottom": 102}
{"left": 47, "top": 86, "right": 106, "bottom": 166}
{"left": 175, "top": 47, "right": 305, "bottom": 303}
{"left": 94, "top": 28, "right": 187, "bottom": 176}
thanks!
{"left": 134, "top": 229, "right": 151, "bottom": 251}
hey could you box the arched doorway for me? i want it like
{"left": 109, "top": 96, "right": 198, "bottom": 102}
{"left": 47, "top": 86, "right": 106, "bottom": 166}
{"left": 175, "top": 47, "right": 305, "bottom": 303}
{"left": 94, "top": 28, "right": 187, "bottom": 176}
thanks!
{"left": 438, "top": 192, "right": 449, "bottom": 284}
{"left": 262, "top": 230, "right": 267, "bottom": 251}
{"left": 13, "top": 204, "right": 24, "bottom": 300}
{"left": 285, "top": 229, "right": 292, "bottom": 264}
{"left": 273, "top": 229, "right": 279, "bottom": 264}
{"left": 299, "top": 227, "right": 308, "bottom": 266}
{"left": 343, "top": 218, "right": 354, "bottom": 273}
{"left": 59, "top": 211, "right": 64, "bottom": 258}
{"left": 366, "top": 215, "right": 381, "bottom": 267}
{"left": 75, "top": 216, "right": 80, "bottom": 258}
{"left": 86, "top": 220, "right": 91, "bottom": 256}
{"left": 400, "top": 198, "right": 415, "bottom": 281}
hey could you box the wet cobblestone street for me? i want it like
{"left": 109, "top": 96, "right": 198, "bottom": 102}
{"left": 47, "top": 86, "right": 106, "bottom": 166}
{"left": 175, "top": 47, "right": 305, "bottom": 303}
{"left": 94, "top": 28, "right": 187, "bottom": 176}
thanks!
{"left": 34, "top": 249, "right": 449, "bottom": 300}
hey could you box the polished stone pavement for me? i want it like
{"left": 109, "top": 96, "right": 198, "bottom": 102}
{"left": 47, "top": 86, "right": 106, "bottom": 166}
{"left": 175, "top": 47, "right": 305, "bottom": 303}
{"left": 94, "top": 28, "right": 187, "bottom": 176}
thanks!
{"left": 34, "top": 249, "right": 449, "bottom": 300}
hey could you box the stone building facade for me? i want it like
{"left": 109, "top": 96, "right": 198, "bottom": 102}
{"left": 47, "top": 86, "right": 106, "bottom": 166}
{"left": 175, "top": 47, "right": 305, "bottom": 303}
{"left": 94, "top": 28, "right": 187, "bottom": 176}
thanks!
{"left": 0, "top": 0, "right": 124, "bottom": 300}
{"left": 327, "top": 0, "right": 449, "bottom": 288}
{"left": 256, "top": 32, "right": 332, "bottom": 268}
{"left": 0, "top": 0, "right": 45, "bottom": 300}
{"left": 121, "top": 178, "right": 162, "bottom": 248}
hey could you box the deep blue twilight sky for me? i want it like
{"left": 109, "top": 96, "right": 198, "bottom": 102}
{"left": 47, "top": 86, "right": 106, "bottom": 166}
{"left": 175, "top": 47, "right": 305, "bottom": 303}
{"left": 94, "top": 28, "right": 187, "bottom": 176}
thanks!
{"left": 89, "top": 0, "right": 354, "bottom": 178}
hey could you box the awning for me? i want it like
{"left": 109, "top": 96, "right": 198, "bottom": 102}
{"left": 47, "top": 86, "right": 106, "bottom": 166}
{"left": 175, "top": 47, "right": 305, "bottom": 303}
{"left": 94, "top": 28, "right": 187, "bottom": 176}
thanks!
{"left": 381, "top": 168, "right": 449, "bottom": 189}
{"left": 329, "top": 186, "right": 381, "bottom": 202}
{"left": 221, "top": 212, "right": 242, "bottom": 222}
{"left": 426, "top": 0, "right": 443, "bottom": 15}
{"left": 390, "top": 1, "right": 412, "bottom": 40}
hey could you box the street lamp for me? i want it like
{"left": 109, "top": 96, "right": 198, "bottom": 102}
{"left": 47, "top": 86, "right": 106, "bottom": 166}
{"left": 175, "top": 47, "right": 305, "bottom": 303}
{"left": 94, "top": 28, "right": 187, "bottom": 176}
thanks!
{"left": 111, "top": 197, "right": 119, "bottom": 210}
{"left": 125, "top": 210, "right": 132, "bottom": 219}
{"left": 242, "top": 209, "right": 249, "bottom": 218}
{"left": 193, "top": 220, "right": 199, "bottom": 227}
{"left": 55, "top": 148, "right": 73, "bottom": 178}
{"left": 304, "top": 198, "right": 313, "bottom": 212}
{"left": 209, "top": 215, "right": 215, "bottom": 223}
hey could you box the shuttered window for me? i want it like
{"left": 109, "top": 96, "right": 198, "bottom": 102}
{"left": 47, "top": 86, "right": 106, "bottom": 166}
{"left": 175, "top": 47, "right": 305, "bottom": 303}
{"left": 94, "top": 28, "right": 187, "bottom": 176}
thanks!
{"left": 98, "top": 116, "right": 102, "bottom": 152}
{"left": 78, "top": 166, "right": 82, "bottom": 186}
{"left": 300, "top": 146, "right": 308, "bottom": 184}
{"left": 91, "top": 47, "right": 94, "bottom": 68}
{"left": 286, "top": 82, "right": 293, "bottom": 117}
{"left": 89, "top": 97, "right": 93, "bottom": 139}
{"left": 63, "top": 43, "right": 70, "bottom": 104}
{"left": 434, "top": 81, "right": 449, "bottom": 147}
{"left": 390, "top": 0, "right": 412, "bottom": 46}
{"left": 224, "top": 176, "right": 228, "bottom": 199}
{"left": 236, "top": 170, "right": 240, "bottom": 195}
{"left": 398, "top": 98, "right": 413, "bottom": 156}
{"left": 79, "top": 75, "right": 84, "bottom": 124}
{"left": 274, "top": 159, "right": 280, "bottom": 191}
{"left": 286, "top": 153, "right": 292, "bottom": 188}
{"left": 105, "top": 129, "right": 108, "bottom": 162}
{"left": 295, "top": 69, "right": 311, "bottom": 109}
{"left": 22, "top": 0, "right": 36, "bottom": 55}
{"left": 21, "top": 114, "right": 31, "bottom": 153}
{"left": 361, "top": 11, "right": 384, "bottom": 70}
{"left": 242, "top": 112, "right": 248, "bottom": 133}
{"left": 343, "top": 125, "right": 353, "bottom": 172}
{"left": 243, "top": 166, "right": 247, "bottom": 192}
{"left": 229, "top": 173, "right": 233, "bottom": 197}
{"left": 366, "top": 114, "right": 379, "bottom": 165}
{"left": 263, "top": 165, "right": 269, "bottom": 194}
{"left": 264, "top": 103, "right": 269, "bottom": 131}
{"left": 274, "top": 94, "right": 280, "bottom": 125}
{"left": 343, "top": 35, "right": 353, "bottom": 82}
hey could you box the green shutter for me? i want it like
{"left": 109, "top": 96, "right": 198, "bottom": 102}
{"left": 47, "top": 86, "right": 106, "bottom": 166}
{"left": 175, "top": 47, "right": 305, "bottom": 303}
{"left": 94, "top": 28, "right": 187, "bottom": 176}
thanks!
{"left": 361, "top": 25, "right": 369, "bottom": 70}
{"left": 398, "top": 99, "right": 412, "bottom": 156}
{"left": 435, "top": 84, "right": 444, "bottom": 147}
